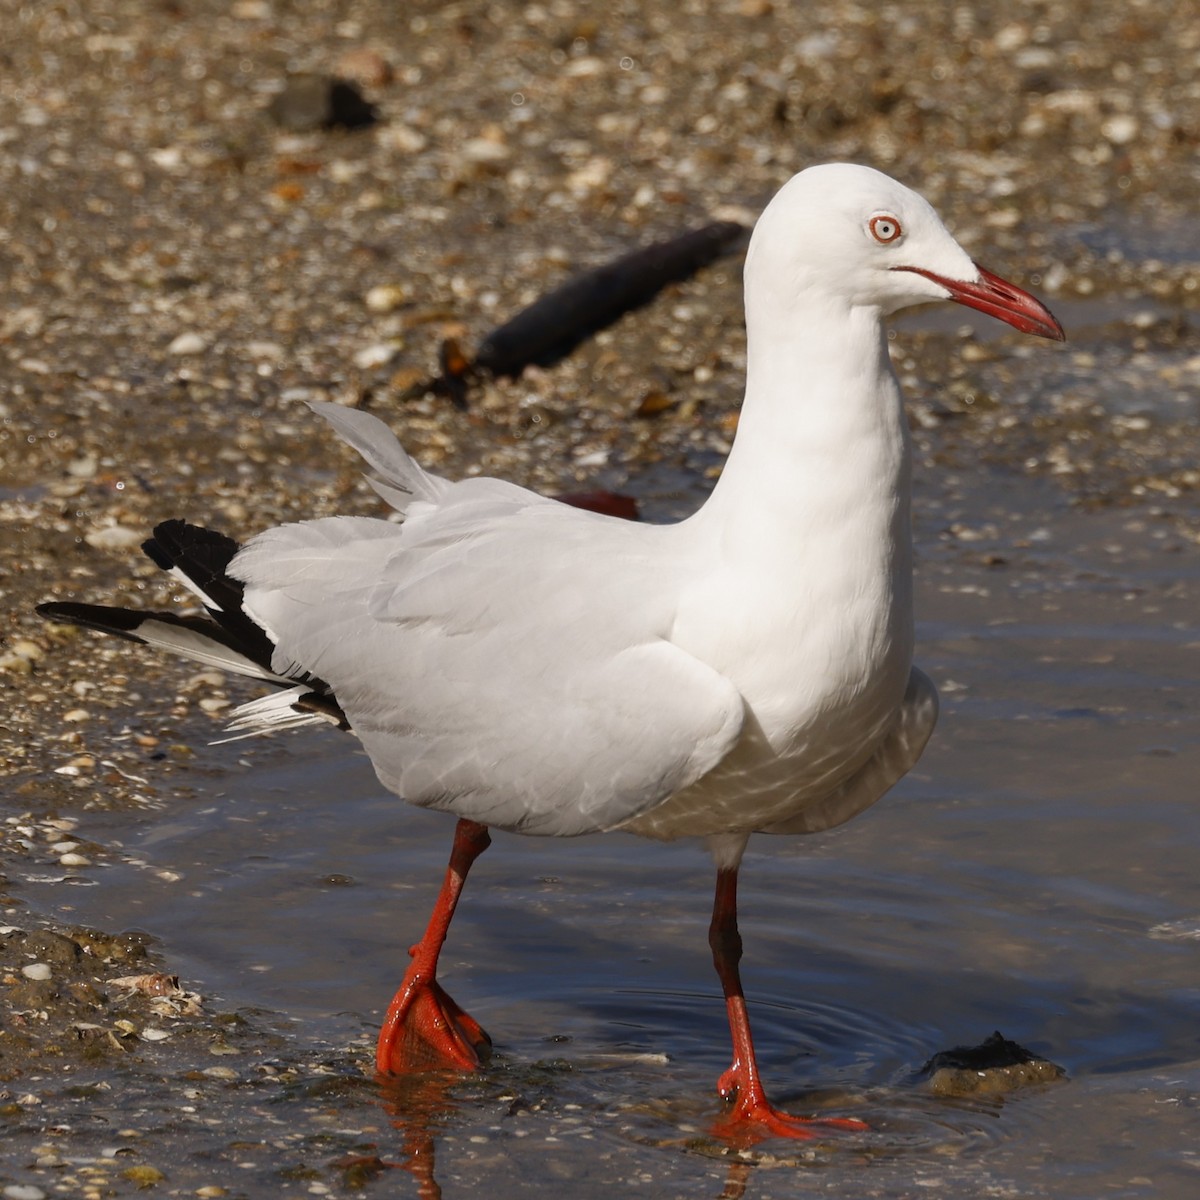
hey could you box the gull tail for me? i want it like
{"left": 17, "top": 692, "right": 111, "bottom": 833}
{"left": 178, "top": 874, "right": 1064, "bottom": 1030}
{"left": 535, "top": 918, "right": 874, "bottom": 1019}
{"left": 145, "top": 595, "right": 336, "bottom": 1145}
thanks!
{"left": 36, "top": 519, "right": 348, "bottom": 737}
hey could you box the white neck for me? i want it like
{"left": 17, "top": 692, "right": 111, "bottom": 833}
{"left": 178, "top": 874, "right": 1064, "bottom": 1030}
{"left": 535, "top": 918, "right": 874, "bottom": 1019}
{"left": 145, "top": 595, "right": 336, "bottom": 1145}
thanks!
{"left": 675, "top": 289, "right": 916, "bottom": 721}
{"left": 697, "top": 296, "right": 912, "bottom": 571}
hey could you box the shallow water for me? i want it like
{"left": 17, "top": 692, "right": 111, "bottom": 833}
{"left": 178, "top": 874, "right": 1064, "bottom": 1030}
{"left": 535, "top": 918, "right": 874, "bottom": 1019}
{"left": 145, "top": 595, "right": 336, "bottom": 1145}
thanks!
{"left": 28, "top": 459, "right": 1200, "bottom": 1197}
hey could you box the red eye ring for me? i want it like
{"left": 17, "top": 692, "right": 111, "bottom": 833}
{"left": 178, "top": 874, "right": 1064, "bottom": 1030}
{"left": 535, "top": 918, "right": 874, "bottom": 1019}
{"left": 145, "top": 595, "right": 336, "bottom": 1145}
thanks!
{"left": 869, "top": 214, "right": 903, "bottom": 244}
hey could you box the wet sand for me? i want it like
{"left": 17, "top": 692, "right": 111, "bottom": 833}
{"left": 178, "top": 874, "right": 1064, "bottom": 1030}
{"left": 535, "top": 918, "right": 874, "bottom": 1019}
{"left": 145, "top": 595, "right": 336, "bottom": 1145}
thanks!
{"left": 2, "top": 2, "right": 1199, "bottom": 1197}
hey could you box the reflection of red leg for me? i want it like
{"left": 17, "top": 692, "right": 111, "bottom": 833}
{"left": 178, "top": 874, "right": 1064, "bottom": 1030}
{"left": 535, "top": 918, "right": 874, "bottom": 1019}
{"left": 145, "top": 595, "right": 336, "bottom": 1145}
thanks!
{"left": 376, "top": 819, "right": 493, "bottom": 1075}
{"left": 708, "top": 867, "right": 867, "bottom": 1143}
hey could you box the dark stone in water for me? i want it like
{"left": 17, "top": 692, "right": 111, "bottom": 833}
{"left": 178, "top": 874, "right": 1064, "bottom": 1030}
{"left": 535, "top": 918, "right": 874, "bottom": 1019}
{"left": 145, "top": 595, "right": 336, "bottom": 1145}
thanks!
{"left": 921, "top": 1030, "right": 1067, "bottom": 1096}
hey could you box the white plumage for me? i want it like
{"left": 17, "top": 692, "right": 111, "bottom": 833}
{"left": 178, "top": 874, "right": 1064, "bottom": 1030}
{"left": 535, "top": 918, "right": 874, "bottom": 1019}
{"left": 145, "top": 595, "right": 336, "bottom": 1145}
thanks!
{"left": 40, "top": 164, "right": 1062, "bottom": 1129}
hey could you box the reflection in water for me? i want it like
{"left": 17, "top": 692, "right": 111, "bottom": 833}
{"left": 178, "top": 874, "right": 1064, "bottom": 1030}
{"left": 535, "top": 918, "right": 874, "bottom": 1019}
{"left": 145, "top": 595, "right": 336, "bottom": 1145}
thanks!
{"left": 717, "top": 1162, "right": 752, "bottom": 1200}
{"left": 378, "top": 1065, "right": 852, "bottom": 1200}
{"left": 380, "top": 1071, "right": 466, "bottom": 1200}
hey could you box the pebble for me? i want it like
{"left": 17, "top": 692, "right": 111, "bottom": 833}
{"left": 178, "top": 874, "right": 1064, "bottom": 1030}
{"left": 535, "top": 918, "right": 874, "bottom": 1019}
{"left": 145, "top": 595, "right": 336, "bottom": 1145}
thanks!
{"left": 184, "top": 670, "right": 226, "bottom": 691}
{"left": 352, "top": 342, "right": 399, "bottom": 369}
{"left": 121, "top": 1168, "right": 166, "bottom": 1188}
{"left": 84, "top": 524, "right": 144, "bottom": 552}
{"left": 364, "top": 284, "right": 407, "bottom": 313}
{"left": 59, "top": 853, "right": 92, "bottom": 868}
{"left": 378, "top": 124, "right": 428, "bottom": 154}
{"left": 1101, "top": 113, "right": 1139, "bottom": 144}
{"left": 334, "top": 47, "right": 393, "bottom": 89}
{"left": 268, "top": 74, "right": 377, "bottom": 132}
{"left": 66, "top": 454, "right": 99, "bottom": 479}
{"left": 460, "top": 137, "right": 511, "bottom": 166}
{"left": 3, "top": 1186, "right": 47, "bottom": 1200}
{"left": 10, "top": 639, "right": 45, "bottom": 662}
{"left": 21, "top": 963, "right": 52, "bottom": 981}
{"left": 167, "top": 332, "right": 208, "bottom": 356}
{"left": 140, "top": 1028, "right": 171, "bottom": 1042}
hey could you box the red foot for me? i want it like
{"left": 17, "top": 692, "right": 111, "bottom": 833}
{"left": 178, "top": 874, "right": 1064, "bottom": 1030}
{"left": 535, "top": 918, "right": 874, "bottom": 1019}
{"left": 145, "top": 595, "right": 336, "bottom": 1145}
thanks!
{"left": 713, "top": 1062, "right": 867, "bottom": 1144}
{"left": 713, "top": 1098, "right": 868, "bottom": 1144}
{"left": 376, "top": 970, "right": 492, "bottom": 1075}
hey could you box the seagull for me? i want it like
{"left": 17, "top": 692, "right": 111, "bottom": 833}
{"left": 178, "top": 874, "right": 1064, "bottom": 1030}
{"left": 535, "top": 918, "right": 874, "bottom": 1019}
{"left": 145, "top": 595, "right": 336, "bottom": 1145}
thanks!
{"left": 38, "top": 163, "right": 1063, "bottom": 1142}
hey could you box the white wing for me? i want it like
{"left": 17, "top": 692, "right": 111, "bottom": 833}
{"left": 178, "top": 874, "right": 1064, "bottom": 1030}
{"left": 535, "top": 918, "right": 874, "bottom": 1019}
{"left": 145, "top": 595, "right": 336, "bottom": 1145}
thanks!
{"left": 232, "top": 416, "right": 744, "bottom": 837}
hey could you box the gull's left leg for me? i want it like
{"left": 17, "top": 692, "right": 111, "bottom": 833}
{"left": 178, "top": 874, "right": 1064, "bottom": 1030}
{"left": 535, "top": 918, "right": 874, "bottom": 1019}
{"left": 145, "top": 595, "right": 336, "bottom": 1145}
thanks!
{"left": 706, "top": 839, "right": 867, "bottom": 1142}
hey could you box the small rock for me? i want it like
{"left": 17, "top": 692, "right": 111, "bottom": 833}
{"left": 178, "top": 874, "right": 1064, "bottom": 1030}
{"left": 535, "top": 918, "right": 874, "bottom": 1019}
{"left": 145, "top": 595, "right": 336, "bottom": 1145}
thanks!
{"left": 21, "top": 963, "right": 52, "bottom": 981}
{"left": 121, "top": 1166, "right": 166, "bottom": 1187}
{"left": 25, "top": 931, "right": 81, "bottom": 963}
{"left": 184, "top": 669, "right": 226, "bottom": 691}
{"left": 921, "top": 1031, "right": 1066, "bottom": 1096}
{"left": 166, "top": 332, "right": 207, "bottom": 356}
{"left": 335, "top": 47, "right": 393, "bottom": 89}
{"left": 59, "top": 852, "right": 92, "bottom": 868}
{"left": 10, "top": 639, "right": 45, "bottom": 662}
{"left": 141, "top": 1028, "right": 172, "bottom": 1042}
{"left": 1101, "top": 113, "right": 1139, "bottom": 145}
{"left": 563, "top": 56, "right": 605, "bottom": 78}
{"left": 353, "top": 342, "right": 399, "bottom": 370}
{"left": 364, "top": 284, "right": 406, "bottom": 313}
{"left": 66, "top": 454, "right": 99, "bottom": 479}
{"left": 268, "top": 75, "right": 377, "bottom": 132}
{"left": 62, "top": 708, "right": 91, "bottom": 722}
{"left": 3, "top": 1185, "right": 48, "bottom": 1200}
{"left": 460, "top": 137, "right": 511, "bottom": 166}
{"left": 378, "top": 124, "right": 428, "bottom": 154}
{"left": 149, "top": 146, "right": 184, "bottom": 171}
{"left": 85, "top": 524, "right": 144, "bottom": 552}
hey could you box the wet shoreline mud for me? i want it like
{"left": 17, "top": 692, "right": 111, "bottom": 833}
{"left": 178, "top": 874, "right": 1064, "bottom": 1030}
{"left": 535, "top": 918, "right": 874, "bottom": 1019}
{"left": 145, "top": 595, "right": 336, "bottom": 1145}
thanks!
{"left": 2, "top": 1, "right": 1199, "bottom": 1197}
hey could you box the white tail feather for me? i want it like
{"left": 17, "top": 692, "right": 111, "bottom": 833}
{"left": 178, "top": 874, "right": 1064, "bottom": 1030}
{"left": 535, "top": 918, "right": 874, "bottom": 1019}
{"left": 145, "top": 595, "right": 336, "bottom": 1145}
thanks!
{"left": 216, "top": 686, "right": 341, "bottom": 743}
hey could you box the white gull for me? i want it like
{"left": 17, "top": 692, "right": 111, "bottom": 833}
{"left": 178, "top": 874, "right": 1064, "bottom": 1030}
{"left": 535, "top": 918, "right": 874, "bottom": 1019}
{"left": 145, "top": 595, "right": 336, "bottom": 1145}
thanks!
{"left": 39, "top": 163, "right": 1063, "bottom": 1141}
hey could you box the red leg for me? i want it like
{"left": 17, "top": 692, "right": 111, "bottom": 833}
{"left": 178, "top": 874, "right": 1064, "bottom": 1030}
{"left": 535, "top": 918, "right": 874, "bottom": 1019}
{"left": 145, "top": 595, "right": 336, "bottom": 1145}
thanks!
{"left": 376, "top": 819, "right": 493, "bottom": 1075}
{"left": 708, "top": 867, "right": 867, "bottom": 1142}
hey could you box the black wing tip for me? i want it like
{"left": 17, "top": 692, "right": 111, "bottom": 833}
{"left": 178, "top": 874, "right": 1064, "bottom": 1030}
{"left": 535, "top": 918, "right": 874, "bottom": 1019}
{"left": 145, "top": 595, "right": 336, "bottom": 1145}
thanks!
{"left": 35, "top": 600, "right": 156, "bottom": 642}
{"left": 145, "top": 518, "right": 241, "bottom": 564}
{"left": 141, "top": 537, "right": 173, "bottom": 570}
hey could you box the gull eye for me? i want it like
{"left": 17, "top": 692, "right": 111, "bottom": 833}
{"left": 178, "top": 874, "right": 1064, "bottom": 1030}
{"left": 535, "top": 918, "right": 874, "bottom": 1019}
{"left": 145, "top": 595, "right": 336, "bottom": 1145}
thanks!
{"left": 869, "top": 214, "right": 903, "bottom": 244}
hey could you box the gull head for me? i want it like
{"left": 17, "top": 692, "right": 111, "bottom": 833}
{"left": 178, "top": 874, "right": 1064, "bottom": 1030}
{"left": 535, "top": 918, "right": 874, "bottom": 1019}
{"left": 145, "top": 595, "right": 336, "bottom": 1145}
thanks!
{"left": 746, "top": 163, "right": 1064, "bottom": 341}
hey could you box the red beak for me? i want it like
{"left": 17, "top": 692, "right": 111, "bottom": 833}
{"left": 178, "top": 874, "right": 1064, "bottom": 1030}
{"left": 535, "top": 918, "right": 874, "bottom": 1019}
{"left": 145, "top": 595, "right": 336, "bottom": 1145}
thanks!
{"left": 895, "top": 263, "right": 1065, "bottom": 341}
